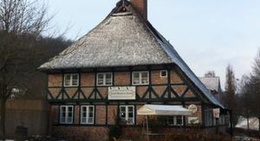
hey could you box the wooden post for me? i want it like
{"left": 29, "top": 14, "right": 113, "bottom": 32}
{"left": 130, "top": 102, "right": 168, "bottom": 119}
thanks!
{"left": 146, "top": 115, "right": 149, "bottom": 141}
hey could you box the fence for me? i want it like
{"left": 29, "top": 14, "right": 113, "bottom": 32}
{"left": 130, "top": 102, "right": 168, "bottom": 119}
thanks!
{"left": 3, "top": 100, "right": 50, "bottom": 139}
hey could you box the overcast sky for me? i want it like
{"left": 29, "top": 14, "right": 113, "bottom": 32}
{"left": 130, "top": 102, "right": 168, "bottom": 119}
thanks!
{"left": 46, "top": 0, "right": 260, "bottom": 88}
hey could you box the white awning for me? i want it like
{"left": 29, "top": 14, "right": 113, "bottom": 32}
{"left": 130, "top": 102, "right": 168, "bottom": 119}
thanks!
{"left": 137, "top": 104, "right": 192, "bottom": 116}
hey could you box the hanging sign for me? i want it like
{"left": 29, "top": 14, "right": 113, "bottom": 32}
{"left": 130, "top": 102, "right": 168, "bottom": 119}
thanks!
{"left": 188, "top": 117, "right": 199, "bottom": 124}
{"left": 188, "top": 104, "right": 198, "bottom": 113}
{"left": 213, "top": 108, "right": 220, "bottom": 118}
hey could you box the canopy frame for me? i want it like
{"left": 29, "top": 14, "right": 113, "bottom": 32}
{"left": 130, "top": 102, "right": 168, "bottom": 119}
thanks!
{"left": 137, "top": 104, "right": 192, "bottom": 141}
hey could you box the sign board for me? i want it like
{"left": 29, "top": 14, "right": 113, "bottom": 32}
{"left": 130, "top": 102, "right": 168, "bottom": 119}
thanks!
{"left": 188, "top": 117, "right": 199, "bottom": 124}
{"left": 188, "top": 104, "right": 198, "bottom": 113}
{"left": 213, "top": 108, "right": 220, "bottom": 118}
{"left": 108, "top": 86, "right": 136, "bottom": 100}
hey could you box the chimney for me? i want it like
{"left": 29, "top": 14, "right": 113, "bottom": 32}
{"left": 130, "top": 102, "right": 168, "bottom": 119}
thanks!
{"left": 130, "top": 0, "right": 147, "bottom": 19}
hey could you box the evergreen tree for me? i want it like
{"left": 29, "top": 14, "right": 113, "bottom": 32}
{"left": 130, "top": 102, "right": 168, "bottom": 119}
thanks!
{"left": 224, "top": 64, "right": 238, "bottom": 127}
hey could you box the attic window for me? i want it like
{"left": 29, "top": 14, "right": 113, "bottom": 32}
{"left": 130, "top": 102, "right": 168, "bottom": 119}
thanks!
{"left": 160, "top": 70, "right": 168, "bottom": 77}
{"left": 118, "top": 7, "right": 127, "bottom": 13}
{"left": 115, "top": 0, "right": 130, "bottom": 13}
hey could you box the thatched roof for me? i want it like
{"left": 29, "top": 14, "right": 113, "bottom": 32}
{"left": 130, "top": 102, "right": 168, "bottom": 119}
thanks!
{"left": 39, "top": 1, "right": 172, "bottom": 70}
{"left": 39, "top": 0, "right": 224, "bottom": 108}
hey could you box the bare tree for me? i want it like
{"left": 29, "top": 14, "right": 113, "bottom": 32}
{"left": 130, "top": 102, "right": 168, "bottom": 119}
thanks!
{"left": 251, "top": 51, "right": 260, "bottom": 129}
{"left": 0, "top": 0, "right": 50, "bottom": 139}
{"left": 0, "top": 0, "right": 48, "bottom": 35}
{"left": 240, "top": 49, "right": 260, "bottom": 131}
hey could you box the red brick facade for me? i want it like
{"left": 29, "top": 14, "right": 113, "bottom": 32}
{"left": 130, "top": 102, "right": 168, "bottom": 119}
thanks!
{"left": 47, "top": 67, "right": 212, "bottom": 140}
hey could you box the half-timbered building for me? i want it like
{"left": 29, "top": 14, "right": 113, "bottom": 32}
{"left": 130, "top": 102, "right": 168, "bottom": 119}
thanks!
{"left": 39, "top": 0, "right": 228, "bottom": 140}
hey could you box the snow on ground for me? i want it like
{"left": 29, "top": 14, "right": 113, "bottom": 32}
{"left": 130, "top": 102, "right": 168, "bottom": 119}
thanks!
{"left": 236, "top": 116, "right": 259, "bottom": 131}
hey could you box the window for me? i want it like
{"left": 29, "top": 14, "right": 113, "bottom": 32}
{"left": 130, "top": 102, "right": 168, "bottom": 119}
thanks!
{"left": 167, "top": 116, "right": 183, "bottom": 126}
{"left": 160, "top": 70, "right": 168, "bottom": 77}
{"left": 204, "top": 107, "right": 214, "bottom": 126}
{"left": 97, "top": 73, "right": 112, "bottom": 86}
{"left": 132, "top": 71, "right": 149, "bottom": 85}
{"left": 120, "top": 105, "right": 135, "bottom": 125}
{"left": 60, "top": 105, "right": 73, "bottom": 124}
{"left": 81, "top": 106, "right": 95, "bottom": 124}
{"left": 64, "top": 74, "right": 79, "bottom": 87}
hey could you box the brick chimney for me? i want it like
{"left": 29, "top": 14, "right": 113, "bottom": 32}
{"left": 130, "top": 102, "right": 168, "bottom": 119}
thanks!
{"left": 130, "top": 0, "right": 147, "bottom": 19}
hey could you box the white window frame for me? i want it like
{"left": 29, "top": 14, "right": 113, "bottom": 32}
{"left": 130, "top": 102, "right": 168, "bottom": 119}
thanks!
{"left": 167, "top": 116, "right": 184, "bottom": 126}
{"left": 160, "top": 70, "right": 168, "bottom": 77}
{"left": 64, "top": 73, "right": 79, "bottom": 87}
{"left": 132, "top": 71, "right": 149, "bottom": 85}
{"left": 119, "top": 105, "right": 135, "bottom": 125}
{"left": 80, "top": 105, "right": 95, "bottom": 125}
{"left": 60, "top": 105, "right": 74, "bottom": 124}
{"left": 97, "top": 73, "right": 112, "bottom": 86}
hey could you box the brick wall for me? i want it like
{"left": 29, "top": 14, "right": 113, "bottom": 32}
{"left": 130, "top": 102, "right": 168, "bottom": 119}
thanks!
{"left": 47, "top": 69, "right": 196, "bottom": 99}
{"left": 114, "top": 72, "right": 130, "bottom": 85}
{"left": 48, "top": 74, "right": 62, "bottom": 87}
{"left": 47, "top": 68, "right": 205, "bottom": 140}
{"left": 81, "top": 73, "right": 95, "bottom": 86}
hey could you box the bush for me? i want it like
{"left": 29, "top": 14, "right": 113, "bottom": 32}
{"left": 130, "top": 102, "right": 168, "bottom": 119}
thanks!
{"left": 108, "top": 124, "right": 122, "bottom": 141}
{"left": 108, "top": 113, "right": 122, "bottom": 141}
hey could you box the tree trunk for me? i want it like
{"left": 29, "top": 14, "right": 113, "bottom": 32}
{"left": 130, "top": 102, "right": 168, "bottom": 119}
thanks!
{"left": 258, "top": 116, "right": 260, "bottom": 133}
{"left": 0, "top": 99, "right": 6, "bottom": 140}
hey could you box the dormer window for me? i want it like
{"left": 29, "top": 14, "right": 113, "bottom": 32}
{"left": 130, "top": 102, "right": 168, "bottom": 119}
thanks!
{"left": 64, "top": 74, "right": 79, "bottom": 87}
